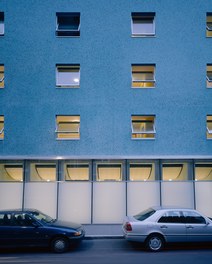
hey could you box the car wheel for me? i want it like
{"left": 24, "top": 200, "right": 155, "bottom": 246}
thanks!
{"left": 145, "top": 234, "right": 164, "bottom": 252}
{"left": 51, "top": 237, "right": 69, "bottom": 253}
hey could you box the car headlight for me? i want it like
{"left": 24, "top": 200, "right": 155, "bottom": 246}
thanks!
{"left": 74, "top": 230, "right": 82, "bottom": 236}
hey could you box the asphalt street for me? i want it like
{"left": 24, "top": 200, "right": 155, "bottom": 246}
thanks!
{"left": 0, "top": 238, "right": 211, "bottom": 264}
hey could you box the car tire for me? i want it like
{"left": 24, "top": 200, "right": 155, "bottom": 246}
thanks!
{"left": 51, "top": 237, "right": 69, "bottom": 253}
{"left": 145, "top": 234, "right": 165, "bottom": 252}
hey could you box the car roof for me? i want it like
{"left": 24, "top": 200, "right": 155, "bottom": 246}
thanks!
{"left": 151, "top": 206, "right": 195, "bottom": 211}
{"left": 0, "top": 209, "right": 41, "bottom": 214}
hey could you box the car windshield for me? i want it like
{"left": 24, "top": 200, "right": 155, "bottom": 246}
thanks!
{"left": 30, "top": 211, "right": 54, "bottom": 224}
{"left": 134, "top": 208, "right": 156, "bottom": 221}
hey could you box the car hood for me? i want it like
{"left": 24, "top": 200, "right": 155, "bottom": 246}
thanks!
{"left": 49, "top": 220, "right": 82, "bottom": 230}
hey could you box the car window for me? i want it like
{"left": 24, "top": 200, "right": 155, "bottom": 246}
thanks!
{"left": 134, "top": 208, "right": 156, "bottom": 221}
{"left": 30, "top": 211, "right": 54, "bottom": 224}
{"left": 0, "top": 213, "right": 12, "bottom": 226}
{"left": 158, "top": 210, "right": 184, "bottom": 223}
{"left": 13, "top": 213, "right": 35, "bottom": 226}
{"left": 182, "top": 211, "right": 206, "bottom": 224}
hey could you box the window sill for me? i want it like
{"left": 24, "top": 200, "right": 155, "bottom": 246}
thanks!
{"left": 56, "top": 138, "right": 80, "bottom": 141}
{"left": 131, "top": 35, "right": 156, "bottom": 38}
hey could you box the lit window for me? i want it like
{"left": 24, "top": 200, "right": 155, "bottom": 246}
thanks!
{"left": 131, "top": 12, "right": 155, "bottom": 37}
{"left": 56, "top": 65, "right": 80, "bottom": 88}
{"left": 0, "top": 163, "right": 23, "bottom": 182}
{"left": 162, "top": 163, "right": 188, "bottom": 181}
{"left": 131, "top": 115, "right": 156, "bottom": 139}
{"left": 55, "top": 115, "right": 80, "bottom": 139}
{"left": 0, "top": 12, "right": 4, "bottom": 36}
{"left": 30, "top": 163, "right": 56, "bottom": 182}
{"left": 129, "top": 163, "right": 155, "bottom": 181}
{"left": 0, "top": 115, "right": 4, "bottom": 140}
{"left": 207, "top": 64, "right": 212, "bottom": 88}
{"left": 132, "top": 64, "right": 155, "bottom": 88}
{"left": 0, "top": 65, "right": 4, "bottom": 88}
{"left": 207, "top": 115, "right": 212, "bottom": 139}
{"left": 206, "top": 13, "right": 212, "bottom": 37}
{"left": 56, "top": 12, "right": 80, "bottom": 37}
{"left": 195, "top": 163, "right": 212, "bottom": 181}
{"left": 96, "top": 163, "right": 122, "bottom": 181}
{"left": 65, "top": 162, "right": 89, "bottom": 181}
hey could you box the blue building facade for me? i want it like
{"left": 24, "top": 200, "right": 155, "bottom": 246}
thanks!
{"left": 0, "top": 0, "right": 212, "bottom": 224}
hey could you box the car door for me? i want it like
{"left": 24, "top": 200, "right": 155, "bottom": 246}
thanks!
{"left": 0, "top": 213, "right": 14, "bottom": 247}
{"left": 157, "top": 210, "right": 187, "bottom": 242}
{"left": 183, "top": 210, "right": 212, "bottom": 242}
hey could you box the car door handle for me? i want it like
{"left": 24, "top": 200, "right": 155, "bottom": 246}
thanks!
{"left": 160, "top": 225, "right": 168, "bottom": 229}
{"left": 186, "top": 225, "right": 194, "bottom": 229}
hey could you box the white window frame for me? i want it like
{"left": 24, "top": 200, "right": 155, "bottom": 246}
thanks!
{"left": 55, "top": 115, "right": 80, "bottom": 140}
{"left": 56, "top": 65, "right": 80, "bottom": 88}
{"left": 131, "top": 64, "right": 156, "bottom": 88}
{"left": 131, "top": 12, "right": 155, "bottom": 37}
{"left": 0, "top": 12, "right": 4, "bottom": 36}
{"left": 56, "top": 12, "right": 80, "bottom": 37}
{"left": 131, "top": 116, "right": 156, "bottom": 139}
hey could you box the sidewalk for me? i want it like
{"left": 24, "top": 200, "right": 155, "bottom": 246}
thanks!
{"left": 84, "top": 224, "right": 123, "bottom": 238}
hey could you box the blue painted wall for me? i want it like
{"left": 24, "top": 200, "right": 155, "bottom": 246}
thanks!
{"left": 0, "top": 0, "right": 212, "bottom": 157}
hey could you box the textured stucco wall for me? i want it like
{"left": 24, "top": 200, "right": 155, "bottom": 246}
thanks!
{"left": 0, "top": 0, "right": 212, "bottom": 158}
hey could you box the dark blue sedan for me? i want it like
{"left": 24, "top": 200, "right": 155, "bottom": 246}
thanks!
{"left": 0, "top": 209, "right": 85, "bottom": 253}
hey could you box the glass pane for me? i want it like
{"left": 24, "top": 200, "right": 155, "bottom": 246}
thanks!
{"left": 162, "top": 163, "right": 188, "bottom": 181}
{"left": 57, "top": 67, "right": 80, "bottom": 87}
{"left": 96, "top": 164, "right": 122, "bottom": 181}
{"left": 195, "top": 163, "right": 212, "bottom": 181}
{"left": 0, "top": 23, "right": 4, "bottom": 35}
{"left": 129, "top": 163, "right": 155, "bottom": 181}
{"left": 65, "top": 163, "right": 89, "bottom": 180}
{"left": 30, "top": 163, "right": 56, "bottom": 182}
{"left": 132, "top": 16, "right": 154, "bottom": 35}
{"left": 58, "top": 15, "right": 80, "bottom": 31}
{"left": 0, "top": 163, "right": 23, "bottom": 181}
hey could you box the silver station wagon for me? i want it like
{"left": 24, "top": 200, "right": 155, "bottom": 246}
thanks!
{"left": 122, "top": 207, "right": 212, "bottom": 252}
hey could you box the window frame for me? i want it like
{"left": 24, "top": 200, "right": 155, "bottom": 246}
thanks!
{"left": 0, "top": 12, "right": 4, "bottom": 36}
{"left": 56, "top": 12, "right": 80, "bottom": 37}
{"left": 0, "top": 115, "right": 4, "bottom": 140}
{"left": 131, "top": 115, "right": 156, "bottom": 139}
{"left": 56, "top": 64, "right": 80, "bottom": 88}
{"left": 207, "top": 115, "right": 212, "bottom": 139}
{"left": 206, "top": 64, "right": 212, "bottom": 88}
{"left": 131, "top": 12, "right": 155, "bottom": 37}
{"left": 64, "top": 161, "right": 90, "bottom": 181}
{"left": 55, "top": 115, "right": 80, "bottom": 140}
{"left": 131, "top": 64, "right": 156, "bottom": 88}
{"left": 206, "top": 13, "right": 212, "bottom": 37}
{"left": 0, "top": 65, "right": 4, "bottom": 88}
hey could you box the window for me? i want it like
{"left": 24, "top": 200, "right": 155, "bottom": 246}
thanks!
{"left": 0, "top": 163, "right": 23, "bottom": 181}
{"left": 207, "top": 64, "right": 212, "bottom": 88}
{"left": 0, "top": 12, "right": 4, "bottom": 36}
{"left": 131, "top": 12, "right": 155, "bottom": 37}
{"left": 131, "top": 115, "right": 156, "bottom": 139}
{"left": 0, "top": 213, "right": 12, "bottom": 226}
{"left": 0, "top": 65, "right": 4, "bottom": 88}
{"left": 158, "top": 211, "right": 184, "bottom": 223}
{"left": 129, "top": 162, "right": 155, "bottom": 181}
{"left": 195, "top": 163, "right": 212, "bottom": 181}
{"left": 56, "top": 64, "right": 80, "bottom": 88}
{"left": 0, "top": 115, "right": 4, "bottom": 140}
{"left": 207, "top": 115, "right": 212, "bottom": 139}
{"left": 206, "top": 13, "right": 212, "bottom": 37}
{"left": 131, "top": 64, "right": 155, "bottom": 88}
{"left": 64, "top": 161, "right": 89, "bottom": 181}
{"left": 55, "top": 115, "right": 80, "bottom": 139}
{"left": 96, "top": 163, "right": 122, "bottom": 181}
{"left": 56, "top": 12, "right": 80, "bottom": 37}
{"left": 30, "top": 162, "right": 56, "bottom": 182}
{"left": 183, "top": 211, "right": 206, "bottom": 224}
{"left": 162, "top": 163, "right": 188, "bottom": 181}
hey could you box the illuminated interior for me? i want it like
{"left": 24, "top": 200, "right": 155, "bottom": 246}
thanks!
{"left": 30, "top": 163, "right": 56, "bottom": 181}
{"left": 162, "top": 163, "right": 188, "bottom": 181}
{"left": 207, "top": 65, "right": 212, "bottom": 88}
{"left": 0, "top": 116, "right": 4, "bottom": 139}
{"left": 131, "top": 115, "right": 155, "bottom": 139}
{"left": 65, "top": 163, "right": 89, "bottom": 180}
{"left": 195, "top": 163, "right": 212, "bottom": 181}
{"left": 0, "top": 164, "right": 23, "bottom": 181}
{"left": 0, "top": 65, "right": 4, "bottom": 88}
{"left": 129, "top": 163, "right": 155, "bottom": 181}
{"left": 132, "top": 65, "right": 155, "bottom": 88}
{"left": 56, "top": 115, "right": 80, "bottom": 139}
{"left": 207, "top": 115, "right": 212, "bottom": 139}
{"left": 96, "top": 163, "right": 122, "bottom": 181}
{"left": 131, "top": 12, "right": 155, "bottom": 37}
{"left": 56, "top": 65, "right": 80, "bottom": 87}
{"left": 206, "top": 14, "right": 212, "bottom": 37}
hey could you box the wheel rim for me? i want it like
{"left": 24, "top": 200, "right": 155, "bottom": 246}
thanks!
{"left": 54, "top": 239, "right": 66, "bottom": 251}
{"left": 149, "top": 237, "right": 162, "bottom": 251}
